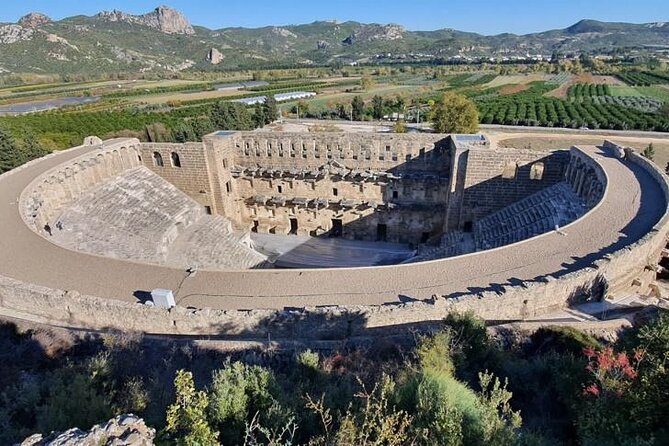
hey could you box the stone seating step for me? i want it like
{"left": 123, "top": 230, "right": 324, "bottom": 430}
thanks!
{"left": 473, "top": 182, "right": 588, "bottom": 251}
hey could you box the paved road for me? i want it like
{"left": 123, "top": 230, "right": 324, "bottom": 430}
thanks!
{"left": 0, "top": 144, "right": 664, "bottom": 310}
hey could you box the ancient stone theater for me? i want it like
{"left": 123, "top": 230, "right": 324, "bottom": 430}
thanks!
{"left": 0, "top": 130, "right": 667, "bottom": 338}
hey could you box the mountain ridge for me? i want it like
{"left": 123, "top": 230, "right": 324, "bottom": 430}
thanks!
{"left": 0, "top": 5, "right": 667, "bottom": 75}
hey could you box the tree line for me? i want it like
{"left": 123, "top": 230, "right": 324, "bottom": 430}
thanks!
{"left": 0, "top": 99, "right": 281, "bottom": 173}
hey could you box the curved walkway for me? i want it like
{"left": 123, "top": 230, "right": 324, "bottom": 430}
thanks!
{"left": 0, "top": 145, "right": 664, "bottom": 310}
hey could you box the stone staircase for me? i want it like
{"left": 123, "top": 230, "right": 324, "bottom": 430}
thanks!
{"left": 52, "top": 167, "right": 203, "bottom": 263}
{"left": 474, "top": 182, "right": 588, "bottom": 251}
{"left": 166, "top": 216, "right": 267, "bottom": 270}
{"left": 51, "top": 167, "right": 266, "bottom": 269}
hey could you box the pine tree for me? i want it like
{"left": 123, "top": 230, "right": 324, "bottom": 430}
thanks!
{"left": 0, "top": 128, "right": 21, "bottom": 174}
{"left": 352, "top": 95, "right": 364, "bottom": 121}
{"left": 372, "top": 95, "right": 384, "bottom": 120}
{"left": 22, "top": 131, "right": 49, "bottom": 161}
{"left": 263, "top": 95, "right": 278, "bottom": 124}
{"left": 210, "top": 101, "right": 253, "bottom": 131}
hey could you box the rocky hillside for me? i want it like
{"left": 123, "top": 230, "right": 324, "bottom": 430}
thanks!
{"left": 96, "top": 5, "right": 194, "bottom": 35}
{"left": 0, "top": 5, "right": 667, "bottom": 75}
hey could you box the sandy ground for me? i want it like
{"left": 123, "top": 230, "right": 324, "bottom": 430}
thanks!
{"left": 490, "top": 131, "right": 669, "bottom": 169}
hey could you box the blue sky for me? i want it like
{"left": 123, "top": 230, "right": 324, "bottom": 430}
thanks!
{"left": 1, "top": 0, "right": 667, "bottom": 35}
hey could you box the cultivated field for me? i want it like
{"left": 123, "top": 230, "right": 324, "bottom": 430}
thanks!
{"left": 484, "top": 74, "right": 547, "bottom": 88}
{"left": 131, "top": 88, "right": 246, "bottom": 104}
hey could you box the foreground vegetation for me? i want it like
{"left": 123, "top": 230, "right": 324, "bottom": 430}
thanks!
{"left": 1, "top": 310, "right": 667, "bottom": 445}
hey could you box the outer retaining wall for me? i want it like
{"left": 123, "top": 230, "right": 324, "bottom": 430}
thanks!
{"left": 0, "top": 142, "right": 667, "bottom": 338}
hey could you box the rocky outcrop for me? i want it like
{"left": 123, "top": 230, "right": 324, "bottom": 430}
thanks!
{"left": 206, "top": 47, "right": 224, "bottom": 64}
{"left": 46, "top": 34, "right": 79, "bottom": 51}
{"left": 343, "top": 24, "right": 405, "bottom": 45}
{"left": 18, "top": 13, "right": 51, "bottom": 29}
{"left": 0, "top": 25, "right": 34, "bottom": 44}
{"left": 20, "top": 414, "right": 155, "bottom": 446}
{"left": 97, "top": 5, "right": 195, "bottom": 35}
{"left": 317, "top": 40, "right": 330, "bottom": 50}
{"left": 271, "top": 27, "right": 297, "bottom": 38}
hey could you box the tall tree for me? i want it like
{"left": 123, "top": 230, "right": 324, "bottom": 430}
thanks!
{"left": 22, "top": 131, "right": 48, "bottom": 161}
{"left": 0, "top": 128, "right": 21, "bottom": 174}
{"left": 191, "top": 116, "right": 215, "bottom": 139}
{"left": 253, "top": 101, "right": 266, "bottom": 128}
{"left": 643, "top": 143, "right": 655, "bottom": 161}
{"left": 351, "top": 95, "right": 364, "bottom": 121}
{"left": 172, "top": 122, "right": 195, "bottom": 143}
{"left": 372, "top": 95, "right": 384, "bottom": 120}
{"left": 263, "top": 95, "right": 278, "bottom": 124}
{"left": 295, "top": 99, "right": 309, "bottom": 118}
{"left": 210, "top": 101, "right": 253, "bottom": 130}
{"left": 431, "top": 92, "right": 479, "bottom": 134}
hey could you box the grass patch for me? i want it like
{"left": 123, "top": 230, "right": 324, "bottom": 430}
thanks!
{"left": 609, "top": 85, "right": 644, "bottom": 97}
{"left": 635, "top": 86, "right": 669, "bottom": 102}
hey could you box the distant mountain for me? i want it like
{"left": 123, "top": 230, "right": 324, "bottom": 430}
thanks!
{"left": 0, "top": 5, "right": 667, "bottom": 75}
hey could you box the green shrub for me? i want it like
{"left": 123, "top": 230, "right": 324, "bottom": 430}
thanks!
{"left": 297, "top": 349, "right": 320, "bottom": 370}
{"left": 529, "top": 326, "right": 601, "bottom": 356}
{"left": 36, "top": 368, "right": 113, "bottom": 434}
{"left": 208, "top": 360, "right": 287, "bottom": 444}
{"left": 164, "top": 370, "right": 219, "bottom": 446}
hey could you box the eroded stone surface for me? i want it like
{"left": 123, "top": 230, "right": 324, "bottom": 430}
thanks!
{"left": 20, "top": 414, "right": 155, "bottom": 446}
{"left": 18, "top": 13, "right": 52, "bottom": 29}
{"left": 97, "top": 6, "right": 194, "bottom": 35}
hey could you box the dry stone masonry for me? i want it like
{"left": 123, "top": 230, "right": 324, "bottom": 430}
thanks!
{"left": 20, "top": 132, "right": 611, "bottom": 269}
{"left": 2, "top": 135, "right": 666, "bottom": 338}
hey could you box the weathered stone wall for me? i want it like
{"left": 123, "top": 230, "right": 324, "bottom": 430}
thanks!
{"left": 232, "top": 132, "right": 452, "bottom": 173}
{"left": 140, "top": 142, "right": 215, "bottom": 210}
{"left": 6, "top": 143, "right": 666, "bottom": 338}
{"left": 231, "top": 173, "right": 449, "bottom": 241}
{"left": 224, "top": 132, "right": 453, "bottom": 241}
{"left": 135, "top": 133, "right": 454, "bottom": 241}
{"left": 21, "top": 139, "right": 142, "bottom": 234}
{"left": 456, "top": 148, "right": 569, "bottom": 229}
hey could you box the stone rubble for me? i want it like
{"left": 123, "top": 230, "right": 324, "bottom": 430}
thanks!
{"left": 20, "top": 414, "right": 155, "bottom": 446}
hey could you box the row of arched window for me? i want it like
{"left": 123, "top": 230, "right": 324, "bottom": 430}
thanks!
{"left": 152, "top": 151, "right": 181, "bottom": 168}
